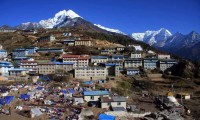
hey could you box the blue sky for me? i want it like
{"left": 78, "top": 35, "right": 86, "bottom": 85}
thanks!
{"left": 0, "top": 0, "right": 200, "bottom": 34}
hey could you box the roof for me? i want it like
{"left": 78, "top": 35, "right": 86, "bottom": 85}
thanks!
{"left": 112, "top": 96, "right": 126, "bottom": 102}
{"left": 84, "top": 91, "right": 109, "bottom": 96}
{"left": 21, "top": 60, "right": 37, "bottom": 63}
{"left": 38, "top": 62, "right": 74, "bottom": 65}
{"left": 62, "top": 54, "right": 80, "bottom": 58}
{"left": 105, "top": 63, "right": 119, "bottom": 66}
{"left": 127, "top": 68, "right": 140, "bottom": 71}
{"left": 9, "top": 68, "right": 27, "bottom": 71}
{"left": 36, "top": 48, "right": 63, "bottom": 51}
{"left": 99, "top": 114, "right": 115, "bottom": 120}
{"left": 0, "top": 50, "right": 7, "bottom": 52}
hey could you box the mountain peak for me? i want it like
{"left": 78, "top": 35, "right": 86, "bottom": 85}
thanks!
{"left": 55, "top": 9, "right": 81, "bottom": 19}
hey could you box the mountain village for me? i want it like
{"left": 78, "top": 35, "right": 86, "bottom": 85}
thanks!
{"left": 0, "top": 27, "right": 195, "bottom": 120}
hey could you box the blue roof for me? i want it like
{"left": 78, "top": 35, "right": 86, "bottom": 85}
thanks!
{"left": 0, "top": 96, "right": 15, "bottom": 105}
{"left": 9, "top": 68, "right": 27, "bottom": 71}
{"left": 99, "top": 114, "right": 115, "bottom": 120}
{"left": 20, "top": 94, "right": 30, "bottom": 99}
{"left": 91, "top": 56, "right": 108, "bottom": 59}
{"left": 84, "top": 91, "right": 109, "bottom": 96}
{"left": 84, "top": 81, "right": 94, "bottom": 85}
{"left": 0, "top": 50, "right": 7, "bottom": 52}
{"left": 13, "top": 57, "right": 29, "bottom": 60}
{"left": 105, "top": 63, "right": 119, "bottom": 66}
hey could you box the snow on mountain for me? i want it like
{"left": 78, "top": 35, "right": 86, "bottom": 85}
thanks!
{"left": 39, "top": 9, "right": 81, "bottom": 29}
{"left": 132, "top": 28, "right": 172, "bottom": 46}
{"left": 16, "top": 22, "right": 42, "bottom": 30}
{"left": 94, "top": 24, "right": 126, "bottom": 35}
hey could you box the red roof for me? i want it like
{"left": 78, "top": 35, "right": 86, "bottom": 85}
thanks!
{"left": 62, "top": 54, "right": 80, "bottom": 58}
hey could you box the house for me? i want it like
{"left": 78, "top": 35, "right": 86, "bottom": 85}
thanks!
{"left": 126, "top": 68, "right": 140, "bottom": 76}
{"left": 37, "top": 35, "right": 56, "bottom": 42}
{"left": 12, "top": 48, "right": 28, "bottom": 58}
{"left": 74, "top": 66, "right": 107, "bottom": 80}
{"left": 116, "top": 47, "right": 125, "bottom": 51}
{"left": 124, "top": 59, "right": 142, "bottom": 68}
{"left": 159, "top": 59, "right": 178, "bottom": 71}
{"left": 130, "top": 51, "right": 142, "bottom": 58}
{"left": 107, "top": 60, "right": 124, "bottom": 69}
{"left": 0, "top": 50, "right": 7, "bottom": 58}
{"left": 91, "top": 56, "right": 108, "bottom": 64}
{"left": 83, "top": 90, "right": 109, "bottom": 102}
{"left": 143, "top": 58, "right": 158, "bottom": 70}
{"left": 62, "top": 39, "right": 75, "bottom": 46}
{"left": 25, "top": 47, "right": 39, "bottom": 54}
{"left": 0, "top": 61, "right": 14, "bottom": 76}
{"left": 20, "top": 60, "right": 38, "bottom": 74}
{"left": 75, "top": 40, "right": 93, "bottom": 46}
{"left": 38, "top": 62, "right": 74, "bottom": 75}
{"left": 157, "top": 54, "right": 171, "bottom": 59}
{"left": 100, "top": 50, "right": 110, "bottom": 55}
{"left": 36, "top": 48, "right": 64, "bottom": 53}
{"left": 62, "top": 54, "right": 89, "bottom": 67}
{"left": 105, "top": 63, "right": 120, "bottom": 77}
{"left": 103, "top": 47, "right": 116, "bottom": 53}
{"left": 13, "top": 57, "right": 32, "bottom": 65}
{"left": 101, "top": 96, "right": 126, "bottom": 109}
{"left": 8, "top": 68, "right": 28, "bottom": 76}
{"left": 111, "top": 55, "right": 124, "bottom": 61}
{"left": 0, "top": 29, "right": 16, "bottom": 33}
{"left": 128, "top": 44, "right": 143, "bottom": 51}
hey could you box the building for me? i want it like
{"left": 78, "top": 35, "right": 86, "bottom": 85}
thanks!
{"left": 20, "top": 60, "right": 38, "bottom": 74}
{"left": 36, "top": 48, "right": 64, "bottom": 53}
{"left": 83, "top": 90, "right": 109, "bottom": 102}
{"left": 38, "top": 62, "right": 74, "bottom": 75}
{"left": 103, "top": 48, "right": 116, "bottom": 53}
{"left": 74, "top": 67, "right": 107, "bottom": 80}
{"left": 0, "top": 29, "right": 16, "bottom": 33}
{"left": 105, "top": 63, "right": 120, "bottom": 77}
{"left": 100, "top": 50, "right": 110, "bottom": 55}
{"left": 101, "top": 96, "right": 126, "bottom": 109}
{"left": 159, "top": 59, "right": 178, "bottom": 71}
{"left": 91, "top": 56, "right": 108, "bottom": 64}
{"left": 124, "top": 59, "right": 142, "bottom": 68}
{"left": 25, "top": 47, "right": 39, "bottom": 54}
{"left": 116, "top": 47, "right": 125, "bottom": 51}
{"left": 0, "top": 50, "right": 7, "bottom": 58}
{"left": 111, "top": 55, "right": 124, "bottom": 61}
{"left": 13, "top": 57, "right": 32, "bottom": 65}
{"left": 107, "top": 60, "right": 124, "bottom": 69}
{"left": 157, "top": 54, "right": 171, "bottom": 59}
{"left": 126, "top": 68, "right": 140, "bottom": 76}
{"left": 130, "top": 52, "right": 142, "bottom": 58}
{"left": 12, "top": 48, "right": 28, "bottom": 58}
{"left": 37, "top": 35, "right": 56, "bottom": 42}
{"left": 8, "top": 68, "right": 28, "bottom": 76}
{"left": 62, "top": 40, "right": 75, "bottom": 46}
{"left": 0, "top": 62, "right": 14, "bottom": 76}
{"left": 143, "top": 58, "right": 158, "bottom": 70}
{"left": 75, "top": 40, "right": 93, "bottom": 46}
{"left": 62, "top": 54, "right": 89, "bottom": 67}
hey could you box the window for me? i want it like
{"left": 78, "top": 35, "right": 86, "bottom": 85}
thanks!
{"left": 90, "top": 96, "right": 94, "bottom": 100}
{"left": 117, "top": 102, "right": 121, "bottom": 105}
{"left": 107, "top": 103, "right": 110, "bottom": 106}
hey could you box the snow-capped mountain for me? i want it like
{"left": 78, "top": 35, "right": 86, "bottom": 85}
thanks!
{"left": 94, "top": 24, "right": 126, "bottom": 35}
{"left": 39, "top": 9, "right": 81, "bottom": 29}
{"left": 132, "top": 28, "right": 172, "bottom": 46}
{"left": 13, "top": 9, "right": 125, "bottom": 35}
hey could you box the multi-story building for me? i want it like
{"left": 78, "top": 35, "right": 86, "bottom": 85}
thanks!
{"left": 124, "top": 59, "right": 142, "bottom": 68}
{"left": 126, "top": 68, "right": 140, "bottom": 76}
{"left": 75, "top": 40, "right": 93, "bottom": 46}
{"left": 74, "top": 66, "right": 107, "bottom": 80}
{"left": 101, "top": 96, "right": 126, "bottom": 109}
{"left": 13, "top": 57, "right": 32, "bottom": 65}
{"left": 105, "top": 63, "right": 120, "bottom": 77}
{"left": 25, "top": 47, "right": 39, "bottom": 54}
{"left": 83, "top": 90, "right": 109, "bottom": 102}
{"left": 116, "top": 47, "right": 125, "bottom": 51}
{"left": 37, "top": 35, "right": 56, "bottom": 42}
{"left": 130, "top": 52, "right": 142, "bottom": 58}
{"left": 0, "top": 50, "right": 7, "bottom": 58}
{"left": 12, "top": 48, "right": 28, "bottom": 58}
{"left": 111, "top": 55, "right": 124, "bottom": 61}
{"left": 143, "top": 58, "right": 158, "bottom": 70}
{"left": 157, "top": 54, "right": 171, "bottom": 59}
{"left": 36, "top": 48, "right": 64, "bottom": 53}
{"left": 8, "top": 68, "right": 28, "bottom": 76}
{"left": 38, "top": 62, "right": 74, "bottom": 75}
{"left": 0, "top": 62, "right": 14, "bottom": 76}
{"left": 62, "top": 54, "right": 89, "bottom": 67}
{"left": 62, "top": 40, "right": 75, "bottom": 46}
{"left": 159, "top": 59, "right": 178, "bottom": 71}
{"left": 103, "top": 48, "right": 116, "bottom": 53}
{"left": 20, "top": 60, "right": 38, "bottom": 73}
{"left": 107, "top": 60, "right": 124, "bottom": 69}
{"left": 91, "top": 56, "right": 108, "bottom": 64}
